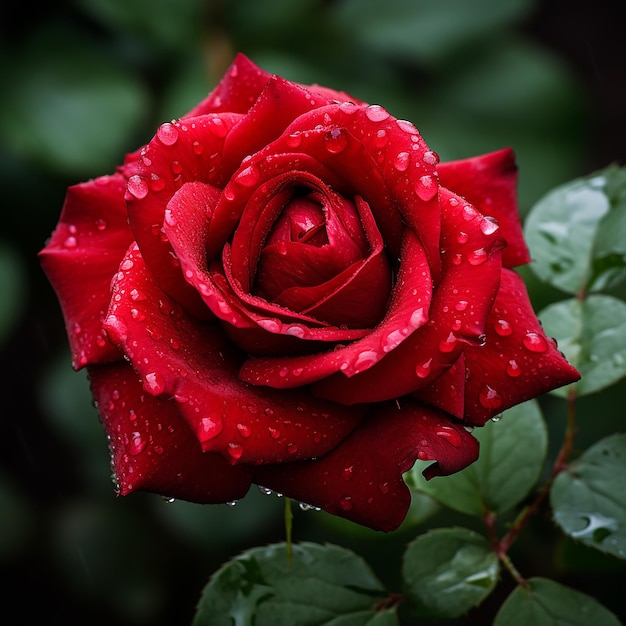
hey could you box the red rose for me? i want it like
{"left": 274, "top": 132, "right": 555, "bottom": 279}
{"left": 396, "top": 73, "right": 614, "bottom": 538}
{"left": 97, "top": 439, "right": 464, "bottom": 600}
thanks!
{"left": 40, "top": 54, "right": 579, "bottom": 531}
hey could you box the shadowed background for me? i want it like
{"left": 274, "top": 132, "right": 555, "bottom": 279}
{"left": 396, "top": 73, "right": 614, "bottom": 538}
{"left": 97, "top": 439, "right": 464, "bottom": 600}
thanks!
{"left": 1, "top": 0, "right": 624, "bottom": 623}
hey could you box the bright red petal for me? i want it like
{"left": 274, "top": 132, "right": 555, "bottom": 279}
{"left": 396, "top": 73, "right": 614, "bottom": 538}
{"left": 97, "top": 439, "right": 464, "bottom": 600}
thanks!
{"left": 102, "top": 243, "right": 366, "bottom": 465}
{"left": 89, "top": 362, "right": 252, "bottom": 502}
{"left": 185, "top": 53, "right": 273, "bottom": 117}
{"left": 461, "top": 268, "right": 580, "bottom": 425}
{"left": 438, "top": 148, "right": 530, "bottom": 268}
{"left": 239, "top": 227, "right": 431, "bottom": 386}
{"left": 307, "top": 187, "right": 505, "bottom": 404}
{"left": 252, "top": 401, "right": 479, "bottom": 531}
{"left": 39, "top": 174, "right": 133, "bottom": 368}
{"left": 125, "top": 113, "right": 241, "bottom": 318}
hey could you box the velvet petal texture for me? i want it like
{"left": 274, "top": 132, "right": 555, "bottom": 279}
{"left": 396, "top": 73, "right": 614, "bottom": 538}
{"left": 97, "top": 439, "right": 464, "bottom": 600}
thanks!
{"left": 437, "top": 148, "right": 530, "bottom": 268}
{"left": 253, "top": 400, "right": 479, "bottom": 531}
{"left": 459, "top": 269, "right": 580, "bottom": 425}
{"left": 89, "top": 363, "right": 253, "bottom": 503}
{"left": 103, "top": 243, "right": 366, "bottom": 465}
{"left": 39, "top": 174, "right": 134, "bottom": 368}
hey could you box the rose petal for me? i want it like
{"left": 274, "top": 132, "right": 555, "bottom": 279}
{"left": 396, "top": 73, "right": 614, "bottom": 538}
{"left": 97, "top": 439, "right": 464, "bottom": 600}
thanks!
{"left": 88, "top": 362, "right": 252, "bottom": 502}
{"left": 164, "top": 181, "right": 369, "bottom": 351}
{"left": 252, "top": 400, "right": 479, "bottom": 531}
{"left": 220, "top": 75, "right": 333, "bottom": 175}
{"left": 185, "top": 53, "right": 273, "bottom": 117}
{"left": 39, "top": 174, "right": 134, "bottom": 368}
{"left": 260, "top": 196, "right": 391, "bottom": 328}
{"left": 412, "top": 354, "right": 467, "bottom": 420}
{"left": 461, "top": 268, "right": 581, "bottom": 425}
{"left": 438, "top": 148, "right": 530, "bottom": 267}
{"left": 239, "top": 227, "right": 431, "bottom": 386}
{"left": 102, "top": 243, "right": 366, "bottom": 465}
{"left": 125, "top": 113, "right": 241, "bottom": 318}
{"left": 304, "top": 188, "right": 506, "bottom": 403}
{"left": 277, "top": 105, "right": 442, "bottom": 274}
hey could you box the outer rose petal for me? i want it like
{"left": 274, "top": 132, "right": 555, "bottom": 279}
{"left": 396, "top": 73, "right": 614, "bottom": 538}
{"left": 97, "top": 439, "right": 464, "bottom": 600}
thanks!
{"left": 89, "top": 363, "right": 252, "bottom": 502}
{"left": 125, "top": 112, "right": 241, "bottom": 318}
{"left": 103, "top": 243, "right": 366, "bottom": 465}
{"left": 185, "top": 53, "right": 273, "bottom": 117}
{"left": 39, "top": 174, "right": 134, "bottom": 368}
{"left": 438, "top": 148, "right": 530, "bottom": 268}
{"left": 460, "top": 269, "right": 581, "bottom": 425}
{"left": 252, "top": 401, "right": 479, "bottom": 531}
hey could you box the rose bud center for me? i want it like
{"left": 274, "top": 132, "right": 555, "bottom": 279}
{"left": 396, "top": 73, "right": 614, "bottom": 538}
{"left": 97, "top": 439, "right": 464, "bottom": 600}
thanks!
{"left": 253, "top": 188, "right": 390, "bottom": 329}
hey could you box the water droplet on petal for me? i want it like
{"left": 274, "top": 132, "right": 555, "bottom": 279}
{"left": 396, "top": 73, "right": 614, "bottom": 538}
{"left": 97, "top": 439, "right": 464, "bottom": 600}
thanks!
{"left": 342, "top": 465, "right": 354, "bottom": 480}
{"left": 374, "top": 129, "right": 388, "bottom": 147}
{"left": 287, "top": 443, "right": 298, "bottom": 455}
{"left": 393, "top": 151, "right": 410, "bottom": 172}
{"left": 237, "top": 423, "right": 252, "bottom": 438}
{"left": 127, "top": 175, "right": 149, "bottom": 199}
{"left": 157, "top": 122, "right": 179, "bottom": 146}
{"left": 128, "top": 431, "right": 146, "bottom": 456}
{"left": 286, "top": 132, "right": 302, "bottom": 147}
{"left": 339, "top": 495, "right": 353, "bottom": 511}
{"left": 479, "top": 384, "right": 503, "bottom": 409}
{"left": 365, "top": 105, "right": 390, "bottom": 122}
{"left": 467, "top": 248, "right": 488, "bottom": 265}
{"left": 199, "top": 415, "right": 223, "bottom": 441}
{"left": 455, "top": 300, "right": 468, "bottom": 311}
{"left": 480, "top": 216, "right": 500, "bottom": 235}
{"left": 144, "top": 371, "right": 165, "bottom": 395}
{"left": 257, "top": 319, "right": 281, "bottom": 333}
{"left": 506, "top": 359, "right": 521, "bottom": 377}
{"left": 523, "top": 332, "right": 548, "bottom": 353}
{"left": 228, "top": 442, "right": 243, "bottom": 459}
{"left": 439, "top": 332, "right": 457, "bottom": 353}
{"left": 324, "top": 128, "right": 348, "bottom": 153}
{"left": 457, "top": 231, "right": 469, "bottom": 244}
{"left": 268, "top": 427, "right": 281, "bottom": 439}
{"left": 436, "top": 426, "right": 462, "bottom": 447}
{"left": 423, "top": 150, "right": 439, "bottom": 165}
{"left": 235, "top": 164, "right": 260, "bottom": 187}
{"left": 378, "top": 482, "right": 390, "bottom": 494}
{"left": 415, "top": 358, "right": 432, "bottom": 378}
{"left": 397, "top": 119, "right": 417, "bottom": 133}
{"left": 415, "top": 175, "right": 438, "bottom": 201}
{"left": 462, "top": 205, "right": 478, "bottom": 221}
{"left": 494, "top": 319, "right": 513, "bottom": 336}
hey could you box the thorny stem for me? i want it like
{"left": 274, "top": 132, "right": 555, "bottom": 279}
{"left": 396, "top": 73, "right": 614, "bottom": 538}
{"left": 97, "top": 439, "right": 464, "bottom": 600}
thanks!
{"left": 485, "top": 385, "right": 578, "bottom": 587}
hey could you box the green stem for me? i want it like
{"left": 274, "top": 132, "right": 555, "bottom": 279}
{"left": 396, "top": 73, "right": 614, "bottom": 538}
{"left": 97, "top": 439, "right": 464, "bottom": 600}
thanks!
{"left": 485, "top": 386, "right": 578, "bottom": 585}
{"left": 284, "top": 497, "right": 293, "bottom": 567}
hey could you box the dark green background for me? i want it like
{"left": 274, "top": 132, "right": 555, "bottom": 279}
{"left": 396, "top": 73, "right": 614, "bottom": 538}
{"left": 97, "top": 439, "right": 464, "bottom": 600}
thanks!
{"left": 1, "top": 0, "right": 624, "bottom": 624}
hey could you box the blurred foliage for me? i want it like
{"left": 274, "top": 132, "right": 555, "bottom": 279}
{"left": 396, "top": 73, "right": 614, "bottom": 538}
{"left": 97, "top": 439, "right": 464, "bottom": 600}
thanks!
{"left": 1, "top": 0, "right": 624, "bottom": 624}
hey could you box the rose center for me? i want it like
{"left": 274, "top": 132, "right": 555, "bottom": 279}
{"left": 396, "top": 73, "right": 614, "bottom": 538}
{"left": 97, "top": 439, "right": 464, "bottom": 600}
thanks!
{"left": 253, "top": 190, "right": 367, "bottom": 306}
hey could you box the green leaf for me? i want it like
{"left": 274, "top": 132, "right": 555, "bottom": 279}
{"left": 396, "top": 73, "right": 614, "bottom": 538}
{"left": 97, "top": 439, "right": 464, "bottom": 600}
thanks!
{"left": 193, "top": 542, "right": 398, "bottom": 626}
{"left": 405, "top": 400, "right": 547, "bottom": 516}
{"left": 538, "top": 295, "right": 626, "bottom": 397}
{"left": 0, "top": 26, "right": 149, "bottom": 176}
{"left": 332, "top": 0, "right": 533, "bottom": 66}
{"left": 524, "top": 165, "right": 626, "bottom": 295}
{"left": 74, "top": 0, "right": 204, "bottom": 52}
{"left": 402, "top": 528, "right": 499, "bottom": 619}
{"left": 551, "top": 434, "right": 626, "bottom": 560}
{"left": 494, "top": 577, "right": 622, "bottom": 626}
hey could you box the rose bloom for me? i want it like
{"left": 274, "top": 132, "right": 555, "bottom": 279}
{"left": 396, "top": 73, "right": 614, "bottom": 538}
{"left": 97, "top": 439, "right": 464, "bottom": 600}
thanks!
{"left": 40, "top": 54, "right": 579, "bottom": 531}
